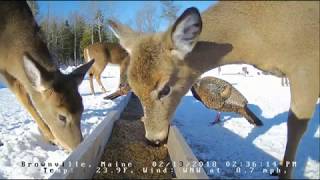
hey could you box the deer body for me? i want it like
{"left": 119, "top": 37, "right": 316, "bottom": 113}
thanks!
{"left": 83, "top": 42, "right": 129, "bottom": 95}
{"left": 109, "top": 1, "right": 319, "bottom": 178}
{"left": 195, "top": 3, "right": 318, "bottom": 178}
{"left": 0, "top": 2, "right": 93, "bottom": 151}
{"left": 191, "top": 2, "right": 319, "bottom": 119}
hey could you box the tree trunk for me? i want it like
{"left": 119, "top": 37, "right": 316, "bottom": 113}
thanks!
{"left": 74, "top": 22, "right": 77, "bottom": 65}
{"left": 91, "top": 24, "right": 94, "bottom": 44}
{"left": 55, "top": 32, "right": 58, "bottom": 47}
{"left": 98, "top": 24, "right": 102, "bottom": 43}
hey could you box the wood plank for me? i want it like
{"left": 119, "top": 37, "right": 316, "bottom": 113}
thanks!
{"left": 49, "top": 93, "right": 131, "bottom": 179}
{"left": 167, "top": 126, "right": 209, "bottom": 179}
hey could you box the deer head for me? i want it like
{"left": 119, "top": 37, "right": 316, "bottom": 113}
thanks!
{"left": 108, "top": 7, "right": 203, "bottom": 145}
{"left": 23, "top": 53, "right": 94, "bottom": 151}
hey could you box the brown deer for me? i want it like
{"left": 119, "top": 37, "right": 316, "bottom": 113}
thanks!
{"left": 83, "top": 42, "right": 129, "bottom": 95}
{"left": 108, "top": 1, "right": 319, "bottom": 178}
{"left": 0, "top": 2, "right": 94, "bottom": 151}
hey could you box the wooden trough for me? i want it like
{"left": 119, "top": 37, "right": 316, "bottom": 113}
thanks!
{"left": 168, "top": 126, "right": 208, "bottom": 179}
{"left": 50, "top": 93, "right": 208, "bottom": 179}
{"left": 49, "top": 93, "right": 131, "bottom": 179}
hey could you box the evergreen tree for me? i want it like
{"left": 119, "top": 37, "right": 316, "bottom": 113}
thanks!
{"left": 80, "top": 26, "right": 92, "bottom": 60}
{"left": 37, "top": 2, "right": 121, "bottom": 66}
{"left": 60, "top": 20, "right": 74, "bottom": 65}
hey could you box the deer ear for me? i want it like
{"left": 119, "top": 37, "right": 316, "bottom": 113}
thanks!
{"left": 108, "top": 20, "right": 137, "bottom": 54}
{"left": 23, "top": 54, "right": 54, "bottom": 92}
{"left": 70, "top": 59, "right": 94, "bottom": 86}
{"left": 171, "top": 7, "right": 202, "bottom": 60}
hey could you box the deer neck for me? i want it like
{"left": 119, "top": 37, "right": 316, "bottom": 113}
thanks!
{"left": 186, "top": 3, "right": 276, "bottom": 75}
{"left": 0, "top": 4, "right": 58, "bottom": 97}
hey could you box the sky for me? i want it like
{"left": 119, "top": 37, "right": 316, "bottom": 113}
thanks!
{"left": 38, "top": 1, "right": 216, "bottom": 31}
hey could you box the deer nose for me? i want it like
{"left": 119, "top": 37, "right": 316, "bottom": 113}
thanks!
{"left": 155, "top": 140, "right": 160, "bottom": 145}
{"left": 145, "top": 139, "right": 164, "bottom": 147}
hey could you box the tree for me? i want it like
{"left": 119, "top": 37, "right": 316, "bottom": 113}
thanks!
{"left": 95, "top": 9, "right": 104, "bottom": 43}
{"left": 37, "top": 1, "right": 121, "bottom": 66}
{"left": 70, "top": 12, "right": 86, "bottom": 65}
{"left": 135, "top": 2, "right": 160, "bottom": 33}
{"left": 82, "top": 1, "right": 99, "bottom": 44}
{"left": 60, "top": 20, "right": 74, "bottom": 65}
{"left": 47, "top": 17, "right": 62, "bottom": 62}
{"left": 80, "top": 26, "right": 92, "bottom": 59}
{"left": 160, "top": 1, "right": 180, "bottom": 24}
{"left": 102, "top": 2, "right": 120, "bottom": 43}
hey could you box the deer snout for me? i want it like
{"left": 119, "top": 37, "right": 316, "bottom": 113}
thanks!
{"left": 65, "top": 136, "right": 83, "bottom": 151}
{"left": 145, "top": 138, "right": 166, "bottom": 147}
{"left": 145, "top": 130, "right": 169, "bottom": 147}
{"left": 54, "top": 130, "right": 83, "bottom": 152}
{"left": 71, "top": 133, "right": 83, "bottom": 149}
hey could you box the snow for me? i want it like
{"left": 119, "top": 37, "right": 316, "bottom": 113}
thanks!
{"left": 0, "top": 64, "right": 125, "bottom": 179}
{"left": 173, "top": 64, "right": 320, "bottom": 179}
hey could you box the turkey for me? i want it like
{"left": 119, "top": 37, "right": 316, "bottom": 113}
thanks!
{"left": 191, "top": 76, "right": 263, "bottom": 126}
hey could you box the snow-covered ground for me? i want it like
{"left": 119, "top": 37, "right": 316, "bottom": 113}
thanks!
{"left": 0, "top": 64, "right": 124, "bottom": 179}
{"left": 173, "top": 64, "right": 320, "bottom": 179}
{"left": 0, "top": 63, "right": 318, "bottom": 179}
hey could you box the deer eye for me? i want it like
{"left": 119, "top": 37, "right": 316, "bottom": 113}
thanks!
{"left": 158, "top": 85, "right": 171, "bottom": 99}
{"left": 58, "top": 114, "right": 67, "bottom": 124}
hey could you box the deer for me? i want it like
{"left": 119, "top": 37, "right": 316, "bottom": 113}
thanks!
{"left": 108, "top": 1, "right": 319, "bottom": 179}
{"left": 83, "top": 42, "right": 129, "bottom": 95}
{"left": 0, "top": 2, "right": 94, "bottom": 151}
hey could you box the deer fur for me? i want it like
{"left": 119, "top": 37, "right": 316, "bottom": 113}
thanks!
{"left": 0, "top": 2, "right": 94, "bottom": 151}
{"left": 109, "top": 1, "right": 319, "bottom": 178}
{"left": 83, "top": 42, "right": 129, "bottom": 95}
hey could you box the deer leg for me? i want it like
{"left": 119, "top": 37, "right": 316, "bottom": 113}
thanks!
{"left": 95, "top": 73, "right": 107, "bottom": 93}
{"left": 119, "top": 57, "right": 129, "bottom": 88}
{"left": 279, "top": 110, "right": 309, "bottom": 179}
{"left": 89, "top": 72, "right": 95, "bottom": 95}
{"left": 279, "top": 73, "right": 318, "bottom": 179}
{"left": 1, "top": 72, "right": 55, "bottom": 143}
{"left": 209, "top": 112, "right": 221, "bottom": 126}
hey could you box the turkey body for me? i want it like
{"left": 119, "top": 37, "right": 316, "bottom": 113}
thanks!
{"left": 191, "top": 76, "right": 263, "bottom": 126}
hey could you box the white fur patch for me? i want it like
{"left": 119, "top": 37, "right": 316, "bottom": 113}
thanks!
{"left": 171, "top": 49, "right": 186, "bottom": 60}
{"left": 108, "top": 25, "right": 120, "bottom": 39}
{"left": 23, "top": 56, "right": 46, "bottom": 91}
{"left": 120, "top": 41, "right": 132, "bottom": 55}
{"left": 172, "top": 13, "right": 201, "bottom": 59}
{"left": 108, "top": 23, "right": 133, "bottom": 56}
